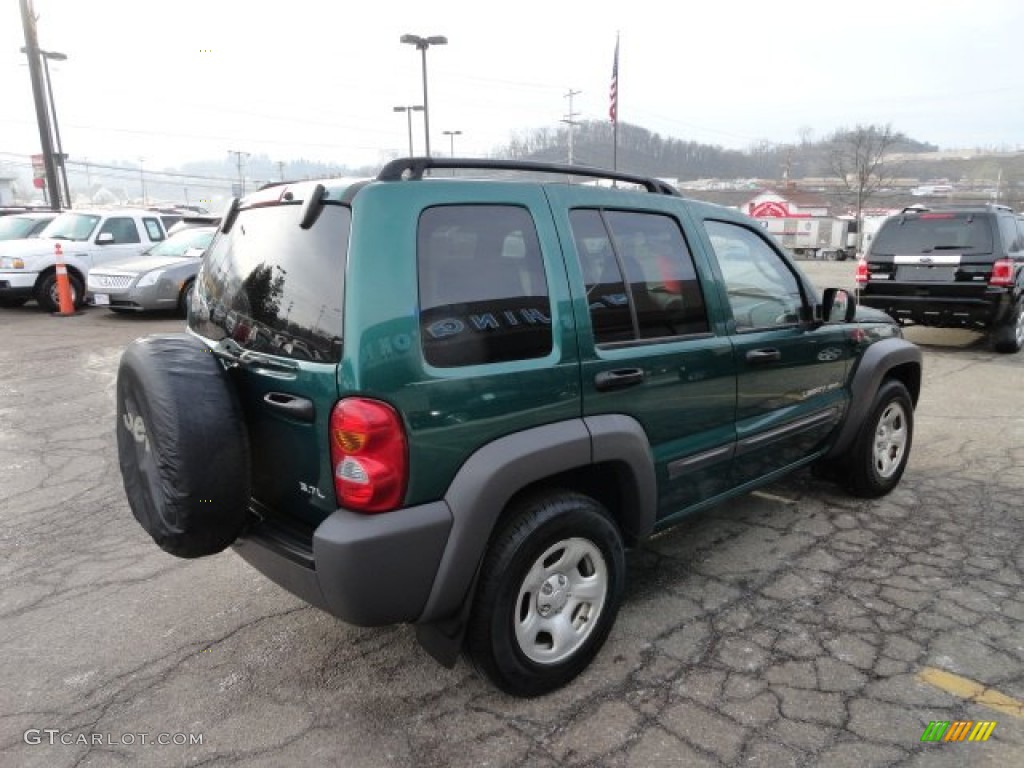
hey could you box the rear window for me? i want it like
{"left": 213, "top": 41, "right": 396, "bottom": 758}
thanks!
{"left": 870, "top": 213, "right": 994, "bottom": 256}
{"left": 189, "top": 202, "right": 350, "bottom": 363}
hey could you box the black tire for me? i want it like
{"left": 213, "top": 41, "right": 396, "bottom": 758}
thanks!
{"left": 36, "top": 270, "right": 84, "bottom": 312}
{"left": 843, "top": 379, "right": 914, "bottom": 498}
{"left": 0, "top": 297, "right": 27, "bottom": 308}
{"left": 116, "top": 333, "right": 251, "bottom": 558}
{"left": 177, "top": 279, "right": 195, "bottom": 318}
{"left": 466, "top": 491, "right": 625, "bottom": 697}
{"left": 992, "top": 299, "right": 1023, "bottom": 354}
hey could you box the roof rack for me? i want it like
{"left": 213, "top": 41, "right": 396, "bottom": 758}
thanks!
{"left": 902, "top": 202, "right": 1014, "bottom": 214}
{"left": 376, "top": 157, "right": 681, "bottom": 196}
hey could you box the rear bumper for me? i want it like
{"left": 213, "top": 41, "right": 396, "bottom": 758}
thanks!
{"left": 860, "top": 286, "right": 1012, "bottom": 328}
{"left": 233, "top": 500, "right": 453, "bottom": 626}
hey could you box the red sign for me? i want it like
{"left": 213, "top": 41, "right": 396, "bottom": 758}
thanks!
{"left": 33, "top": 177, "right": 45, "bottom": 189}
{"left": 750, "top": 201, "right": 790, "bottom": 218}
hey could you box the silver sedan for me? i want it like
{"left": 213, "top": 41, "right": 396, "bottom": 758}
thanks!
{"left": 87, "top": 227, "right": 216, "bottom": 315}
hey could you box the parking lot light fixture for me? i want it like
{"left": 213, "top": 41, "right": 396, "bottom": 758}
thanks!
{"left": 393, "top": 105, "right": 424, "bottom": 158}
{"left": 400, "top": 34, "right": 447, "bottom": 159}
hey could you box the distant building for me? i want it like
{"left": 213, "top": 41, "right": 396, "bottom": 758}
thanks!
{"left": 0, "top": 175, "right": 16, "bottom": 206}
{"left": 744, "top": 187, "right": 831, "bottom": 218}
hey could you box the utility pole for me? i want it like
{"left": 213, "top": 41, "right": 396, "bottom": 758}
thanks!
{"left": 561, "top": 88, "right": 582, "bottom": 165}
{"left": 276, "top": 161, "right": 285, "bottom": 181}
{"left": 228, "top": 150, "right": 250, "bottom": 196}
{"left": 138, "top": 157, "right": 147, "bottom": 205}
{"left": 19, "top": 0, "right": 61, "bottom": 210}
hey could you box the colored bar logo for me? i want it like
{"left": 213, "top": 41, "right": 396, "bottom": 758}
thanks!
{"left": 920, "top": 721, "right": 997, "bottom": 742}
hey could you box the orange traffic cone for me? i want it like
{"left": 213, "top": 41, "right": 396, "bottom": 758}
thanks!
{"left": 53, "top": 242, "right": 76, "bottom": 316}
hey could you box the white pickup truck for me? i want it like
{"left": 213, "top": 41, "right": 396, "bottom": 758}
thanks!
{"left": 0, "top": 209, "right": 170, "bottom": 311}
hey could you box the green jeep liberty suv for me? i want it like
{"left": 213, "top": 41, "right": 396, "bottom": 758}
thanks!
{"left": 117, "top": 158, "right": 922, "bottom": 697}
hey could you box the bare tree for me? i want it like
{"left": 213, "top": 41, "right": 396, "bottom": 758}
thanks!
{"left": 827, "top": 124, "right": 899, "bottom": 252}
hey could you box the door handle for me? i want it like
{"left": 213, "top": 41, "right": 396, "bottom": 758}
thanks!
{"left": 746, "top": 348, "right": 781, "bottom": 363}
{"left": 594, "top": 368, "right": 645, "bottom": 391}
{"left": 263, "top": 392, "right": 315, "bottom": 423}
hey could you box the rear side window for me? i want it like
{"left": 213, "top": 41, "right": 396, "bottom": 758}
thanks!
{"left": 189, "top": 203, "right": 350, "bottom": 363}
{"left": 997, "top": 215, "right": 1022, "bottom": 253}
{"left": 143, "top": 218, "right": 165, "bottom": 242}
{"left": 871, "top": 213, "right": 994, "bottom": 256}
{"left": 570, "top": 209, "right": 709, "bottom": 344}
{"left": 418, "top": 205, "right": 551, "bottom": 367}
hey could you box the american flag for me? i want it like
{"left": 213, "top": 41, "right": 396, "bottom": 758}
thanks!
{"left": 609, "top": 34, "right": 619, "bottom": 124}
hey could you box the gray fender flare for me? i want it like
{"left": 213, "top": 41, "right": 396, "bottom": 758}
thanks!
{"left": 416, "top": 415, "right": 656, "bottom": 625}
{"left": 824, "top": 337, "right": 922, "bottom": 460}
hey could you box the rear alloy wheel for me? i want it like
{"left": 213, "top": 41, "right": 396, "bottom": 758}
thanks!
{"left": 466, "top": 491, "right": 624, "bottom": 697}
{"left": 992, "top": 299, "right": 1024, "bottom": 354}
{"left": 844, "top": 379, "right": 914, "bottom": 498}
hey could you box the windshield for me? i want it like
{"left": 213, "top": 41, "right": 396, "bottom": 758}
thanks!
{"left": 148, "top": 228, "right": 216, "bottom": 258}
{"left": 0, "top": 216, "right": 42, "bottom": 240}
{"left": 871, "top": 213, "right": 994, "bottom": 256}
{"left": 40, "top": 213, "right": 101, "bottom": 242}
{"left": 189, "top": 202, "right": 349, "bottom": 363}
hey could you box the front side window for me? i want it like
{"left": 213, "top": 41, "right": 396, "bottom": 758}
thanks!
{"left": 704, "top": 220, "right": 804, "bottom": 331}
{"left": 418, "top": 205, "right": 551, "bottom": 367}
{"left": 571, "top": 209, "right": 709, "bottom": 344}
{"left": 98, "top": 217, "right": 140, "bottom": 244}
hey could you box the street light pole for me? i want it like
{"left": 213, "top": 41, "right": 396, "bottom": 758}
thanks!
{"left": 393, "top": 105, "right": 424, "bottom": 157}
{"left": 18, "top": 0, "right": 61, "bottom": 211}
{"left": 39, "top": 50, "right": 71, "bottom": 207}
{"left": 443, "top": 130, "right": 462, "bottom": 176}
{"left": 400, "top": 34, "right": 447, "bottom": 159}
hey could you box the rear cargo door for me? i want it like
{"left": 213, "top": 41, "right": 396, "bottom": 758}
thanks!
{"left": 188, "top": 190, "right": 350, "bottom": 528}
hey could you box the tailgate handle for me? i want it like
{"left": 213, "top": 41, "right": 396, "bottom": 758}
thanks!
{"left": 263, "top": 392, "right": 315, "bottom": 423}
{"left": 746, "top": 348, "right": 781, "bottom": 363}
{"left": 594, "top": 368, "right": 645, "bottom": 391}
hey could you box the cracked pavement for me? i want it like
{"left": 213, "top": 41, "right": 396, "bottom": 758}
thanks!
{"left": 1, "top": 262, "right": 1022, "bottom": 767}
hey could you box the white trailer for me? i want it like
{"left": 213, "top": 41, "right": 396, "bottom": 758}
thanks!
{"left": 756, "top": 217, "right": 853, "bottom": 260}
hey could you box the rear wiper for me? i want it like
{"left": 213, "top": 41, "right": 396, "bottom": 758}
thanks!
{"left": 210, "top": 338, "right": 299, "bottom": 374}
{"left": 930, "top": 245, "right": 968, "bottom": 251}
{"left": 210, "top": 337, "right": 245, "bottom": 367}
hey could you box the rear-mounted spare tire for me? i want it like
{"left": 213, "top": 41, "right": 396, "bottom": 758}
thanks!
{"left": 116, "top": 333, "right": 251, "bottom": 558}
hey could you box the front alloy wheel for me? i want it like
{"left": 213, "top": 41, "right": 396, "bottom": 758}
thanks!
{"left": 845, "top": 379, "right": 914, "bottom": 498}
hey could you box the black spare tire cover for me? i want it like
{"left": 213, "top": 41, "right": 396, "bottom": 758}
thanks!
{"left": 116, "top": 333, "right": 251, "bottom": 558}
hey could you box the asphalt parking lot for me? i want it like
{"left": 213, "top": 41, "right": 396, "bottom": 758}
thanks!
{"left": 1, "top": 260, "right": 1022, "bottom": 767}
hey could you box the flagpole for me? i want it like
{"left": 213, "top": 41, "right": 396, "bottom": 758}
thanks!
{"left": 610, "top": 32, "right": 619, "bottom": 172}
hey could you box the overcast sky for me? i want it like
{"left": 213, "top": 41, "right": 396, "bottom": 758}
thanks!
{"left": 1, "top": 0, "right": 1021, "bottom": 172}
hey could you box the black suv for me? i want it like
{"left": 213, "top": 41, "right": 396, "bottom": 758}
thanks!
{"left": 857, "top": 204, "right": 1024, "bottom": 353}
{"left": 116, "top": 158, "right": 922, "bottom": 696}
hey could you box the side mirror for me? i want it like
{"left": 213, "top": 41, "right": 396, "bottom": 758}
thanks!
{"left": 822, "top": 287, "right": 856, "bottom": 323}
{"left": 96, "top": 232, "right": 114, "bottom": 245}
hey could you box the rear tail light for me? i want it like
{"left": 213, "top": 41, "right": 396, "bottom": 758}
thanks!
{"left": 329, "top": 398, "right": 408, "bottom": 513}
{"left": 855, "top": 259, "right": 869, "bottom": 285}
{"left": 989, "top": 259, "right": 1014, "bottom": 287}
